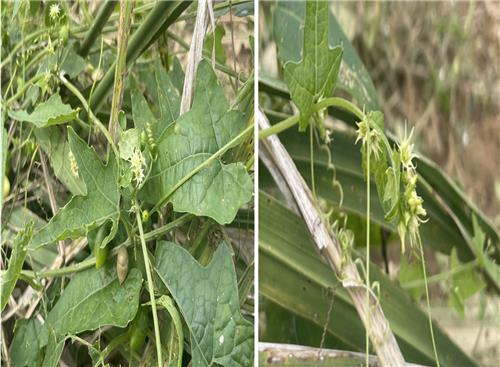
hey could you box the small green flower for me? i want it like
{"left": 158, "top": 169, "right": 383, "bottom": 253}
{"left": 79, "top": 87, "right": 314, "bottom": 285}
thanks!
{"left": 398, "top": 126, "right": 417, "bottom": 173}
{"left": 69, "top": 150, "right": 79, "bottom": 177}
{"left": 49, "top": 4, "right": 61, "bottom": 22}
{"left": 129, "top": 147, "right": 146, "bottom": 186}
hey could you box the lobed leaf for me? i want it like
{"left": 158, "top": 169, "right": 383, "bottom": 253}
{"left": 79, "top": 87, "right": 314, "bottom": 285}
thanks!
{"left": 44, "top": 267, "right": 142, "bottom": 338}
{"left": 8, "top": 94, "right": 78, "bottom": 127}
{"left": 155, "top": 242, "right": 253, "bottom": 367}
{"left": 31, "top": 127, "right": 120, "bottom": 248}
{"left": 282, "top": 0, "right": 342, "bottom": 131}
{"left": 139, "top": 60, "right": 252, "bottom": 224}
{"left": 1, "top": 222, "right": 33, "bottom": 311}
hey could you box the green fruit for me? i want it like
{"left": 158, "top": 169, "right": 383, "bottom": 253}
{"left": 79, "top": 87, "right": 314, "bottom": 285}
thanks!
{"left": 3, "top": 175, "right": 10, "bottom": 198}
{"left": 116, "top": 246, "right": 128, "bottom": 284}
{"left": 94, "top": 225, "right": 109, "bottom": 269}
{"left": 129, "top": 308, "right": 148, "bottom": 351}
{"left": 59, "top": 25, "right": 69, "bottom": 44}
{"left": 141, "top": 210, "right": 149, "bottom": 222}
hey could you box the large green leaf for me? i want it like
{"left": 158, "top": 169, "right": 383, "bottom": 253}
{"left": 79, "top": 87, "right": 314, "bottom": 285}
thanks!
{"left": 34, "top": 127, "right": 86, "bottom": 196}
{"left": 44, "top": 267, "right": 142, "bottom": 339}
{"left": 1, "top": 222, "right": 33, "bottom": 311}
{"left": 31, "top": 127, "right": 120, "bottom": 248}
{"left": 281, "top": 0, "right": 342, "bottom": 131}
{"left": 8, "top": 94, "right": 79, "bottom": 127}
{"left": 140, "top": 60, "right": 252, "bottom": 224}
{"left": 273, "top": 0, "right": 379, "bottom": 111}
{"left": 10, "top": 318, "right": 44, "bottom": 367}
{"left": 155, "top": 241, "right": 253, "bottom": 367}
{"left": 10, "top": 266, "right": 142, "bottom": 366}
{"left": 259, "top": 192, "right": 478, "bottom": 367}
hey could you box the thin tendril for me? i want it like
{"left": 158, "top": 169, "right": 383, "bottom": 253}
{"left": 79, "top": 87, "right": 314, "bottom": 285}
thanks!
{"left": 418, "top": 232, "right": 441, "bottom": 367}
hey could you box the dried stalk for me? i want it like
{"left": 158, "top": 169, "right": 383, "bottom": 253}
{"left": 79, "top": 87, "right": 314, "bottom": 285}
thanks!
{"left": 180, "top": 0, "right": 214, "bottom": 114}
{"left": 258, "top": 109, "right": 405, "bottom": 367}
{"left": 108, "top": 0, "right": 134, "bottom": 144}
{"left": 259, "top": 343, "right": 424, "bottom": 367}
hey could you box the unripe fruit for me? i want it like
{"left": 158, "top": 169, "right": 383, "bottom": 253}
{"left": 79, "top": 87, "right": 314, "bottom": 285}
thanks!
{"left": 3, "top": 176, "right": 10, "bottom": 198}
{"left": 117, "top": 247, "right": 128, "bottom": 284}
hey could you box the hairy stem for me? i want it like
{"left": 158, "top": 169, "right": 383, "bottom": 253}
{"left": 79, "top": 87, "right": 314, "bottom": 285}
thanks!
{"left": 259, "top": 97, "right": 364, "bottom": 140}
{"left": 20, "top": 214, "right": 192, "bottom": 279}
{"left": 365, "top": 134, "right": 371, "bottom": 367}
{"left": 134, "top": 200, "right": 162, "bottom": 366}
{"left": 58, "top": 73, "right": 119, "bottom": 158}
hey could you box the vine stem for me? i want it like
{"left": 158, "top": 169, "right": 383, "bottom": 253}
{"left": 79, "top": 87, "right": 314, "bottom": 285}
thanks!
{"left": 418, "top": 234, "right": 441, "bottom": 367}
{"left": 134, "top": 200, "right": 162, "bottom": 367}
{"left": 258, "top": 97, "right": 364, "bottom": 140}
{"left": 20, "top": 214, "right": 193, "bottom": 279}
{"left": 58, "top": 73, "right": 119, "bottom": 159}
{"left": 365, "top": 131, "right": 371, "bottom": 367}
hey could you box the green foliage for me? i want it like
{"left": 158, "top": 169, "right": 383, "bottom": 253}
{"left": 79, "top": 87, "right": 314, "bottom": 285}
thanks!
{"left": 31, "top": 128, "right": 120, "bottom": 249}
{"left": 140, "top": 60, "right": 253, "bottom": 224}
{"left": 282, "top": 1, "right": 342, "bottom": 131}
{"left": 1, "top": 222, "right": 33, "bottom": 311}
{"left": 8, "top": 94, "right": 79, "bottom": 127}
{"left": 155, "top": 242, "right": 254, "bottom": 367}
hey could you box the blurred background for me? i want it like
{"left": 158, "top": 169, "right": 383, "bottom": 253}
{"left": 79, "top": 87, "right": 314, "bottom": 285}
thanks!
{"left": 259, "top": 1, "right": 499, "bottom": 366}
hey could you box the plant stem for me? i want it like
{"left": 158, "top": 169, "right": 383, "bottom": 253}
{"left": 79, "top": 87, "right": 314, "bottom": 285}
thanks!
{"left": 418, "top": 234, "right": 440, "bottom": 367}
{"left": 89, "top": 1, "right": 186, "bottom": 113}
{"left": 78, "top": 1, "right": 118, "bottom": 57}
{"left": 259, "top": 97, "right": 364, "bottom": 140}
{"left": 365, "top": 134, "right": 371, "bottom": 367}
{"left": 108, "top": 0, "right": 134, "bottom": 143}
{"left": 4, "top": 74, "right": 45, "bottom": 107}
{"left": 152, "top": 123, "right": 254, "bottom": 213}
{"left": 58, "top": 73, "right": 119, "bottom": 159}
{"left": 134, "top": 200, "right": 162, "bottom": 367}
{"left": 20, "top": 214, "right": 192, "bottom": 279}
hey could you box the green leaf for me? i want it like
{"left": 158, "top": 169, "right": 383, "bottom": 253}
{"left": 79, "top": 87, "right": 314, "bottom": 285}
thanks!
{"left": 448, "top": 248, "right": 485, "bottom": 317}
{"left": 283, "top": 0, "right": 342, "bottom": 130}
{"left": 273, "top": 1, "right": 379, "bottom": 111}
{"left": 398, "top": 256, "right": 425, "bottom": 302}
{"left": 31, "top": 127, "right": 120, "bottom": 248}
{"left": 41, "top": 328, "right": 65, "bottom": 367}
{"left": 141, "top": 60, "right": 252, "bottom": 224}
{"left": 44, "top": 267, "right": 142, "bottom": 339}
{"left": 10, "top": 318, "right": 44, "bottom": 367}
{"left": 34, "top": 127, "right": 86, "bottom": 196}
{"left": 118, "top": 128, "right": 141, "bottom": 161}
{"left": 259, "top": 192, "right": 479, "bottom": 366}
{"left": 1, "top": 222, "right": 33, "bottom": 311}
{"left": 205, "top": 25, "right": 226, "bottom": 64}
{"left": 8, "top": 94, "right": 79, "bottom": 127}
{"left": 155, "top": 242, "right": 253, "bottom": 367}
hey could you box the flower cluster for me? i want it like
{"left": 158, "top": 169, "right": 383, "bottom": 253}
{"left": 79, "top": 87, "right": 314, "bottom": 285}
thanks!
{"left": 397, "top": 127, "right": 427, "bottom": 253}
{"left": 69, "top": 150, "right": 79, "bottom": 177}
{"left": 355, "top": 116, "right": 383, "bottom": 161}
{"left": 129, "top": 147, "right": 146, "bottom": 187}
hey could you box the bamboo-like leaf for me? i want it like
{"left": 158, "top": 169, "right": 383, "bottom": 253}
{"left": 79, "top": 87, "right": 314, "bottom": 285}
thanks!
{"left": 259, "top": 192, "right": 479, "bottom": 366}
{"left": 155, "top": 242, "right": 253, "bottom": 367}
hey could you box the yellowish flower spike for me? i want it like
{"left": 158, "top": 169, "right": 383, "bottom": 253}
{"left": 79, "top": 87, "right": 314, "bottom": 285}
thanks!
{"left": 49, "top": 4, "right": 61, "bottom": 22}
{"left": 129, "top": 147, "right": 146, "bottom": 186}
